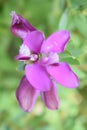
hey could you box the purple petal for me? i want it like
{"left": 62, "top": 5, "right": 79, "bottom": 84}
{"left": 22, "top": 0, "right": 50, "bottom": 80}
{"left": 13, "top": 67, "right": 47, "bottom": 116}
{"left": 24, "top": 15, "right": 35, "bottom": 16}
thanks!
{"left": 40, "top": 53, "right": 59, "bottom": 66}
{"left": 25, "top": 62, "right": 52, "bottom": 91}
{"left": 11, "top": 11, "right": 36, "bottom": 39}
{"left": 46, "top": 52, "right": 59, "bottom": 65}
{"left": 23, "top": 30, "right": 44, "bottom": 53}
{"left": 16, "top": 76, "right": 39, "bottom": 112}
{"left": 47, "top": 62, "right": 79, "bottom": 88}
{"left": 41, "top": 81, "right": 60, "bottom": 110}
{"left": 15, "top": 54, "right": 30, "bottom": 60}
{"left": 41, "top": 30, "right": 70, "bottom": 53}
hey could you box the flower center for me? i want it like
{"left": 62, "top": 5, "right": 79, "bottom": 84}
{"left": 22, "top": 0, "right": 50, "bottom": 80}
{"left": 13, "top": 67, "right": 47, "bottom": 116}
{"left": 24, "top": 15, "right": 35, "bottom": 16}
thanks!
{"left": 19, "top": 44, "right": 38, "bottom": 63}
{"left": 19, "top": 44, "right": 59, "bottom": 65}
{"left": 40, "top": 52, "right": 59, "bottom": 66}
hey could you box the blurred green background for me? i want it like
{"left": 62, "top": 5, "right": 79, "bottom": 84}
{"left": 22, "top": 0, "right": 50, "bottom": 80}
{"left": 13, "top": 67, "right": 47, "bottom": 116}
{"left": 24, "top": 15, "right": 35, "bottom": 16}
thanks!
{"left": 0, "top": 0, "right": 87, "bottom": 130}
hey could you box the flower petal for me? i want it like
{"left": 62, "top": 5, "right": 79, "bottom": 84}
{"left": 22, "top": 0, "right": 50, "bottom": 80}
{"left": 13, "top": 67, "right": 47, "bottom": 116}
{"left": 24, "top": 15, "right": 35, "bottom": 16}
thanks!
{"left": 41, "top": 81, "right": 60, "bottom": 110}
{"left": 16, "top": 76, "right": 39, "bottom": 112}
{"left": 11, "top": 11, "right": 36, "bottom": 39}
{"left": 15, "top": 54, "right": 30, "bottom": 60}
{"left": 47, "top": 62, "right": 79, "bottom": 88}
{"left": 41, "top": 30, "right": 70, "bottom": 53}
{"left": 40, "top": 53, "right": 59, "bottom": 66}
{"left": 23, "top": 30, "right": 44, "bottom": 53}
{"left": 25, "top": 63, "right": 52, "bottom": 91}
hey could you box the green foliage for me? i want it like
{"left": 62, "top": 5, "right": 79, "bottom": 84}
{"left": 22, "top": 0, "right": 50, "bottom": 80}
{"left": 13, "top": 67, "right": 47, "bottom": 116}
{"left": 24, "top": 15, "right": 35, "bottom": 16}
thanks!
{"left": 17, "top": 62, "right": 25, "bottom": 71}
{"left": 58, "top": 9, "right": 69, "bottom": 30}
{"left": 60, "top": 50, "right": 80, "bottom": 65}
{"left": 0, "top": 0, "right": 87, "bottom": 130}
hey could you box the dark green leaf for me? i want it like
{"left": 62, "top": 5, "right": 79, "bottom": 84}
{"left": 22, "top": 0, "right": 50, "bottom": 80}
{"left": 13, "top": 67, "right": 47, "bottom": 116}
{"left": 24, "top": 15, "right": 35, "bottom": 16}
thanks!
{"left": 17, "top": 62, "right": 25, "bottom": 71}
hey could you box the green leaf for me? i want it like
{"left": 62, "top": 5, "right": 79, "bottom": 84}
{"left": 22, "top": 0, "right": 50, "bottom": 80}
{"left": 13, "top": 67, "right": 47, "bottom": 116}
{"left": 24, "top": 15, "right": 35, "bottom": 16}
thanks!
{"left": 74, "top": 14, "right": 87, "bottom": 38}
{"left": 60, "top": 57, "right": 80, "bottom": 65}
{"left": 59, "top": 50, "right": 80, "bottom": 65}
{"left": 17, "top": 62, "right": 25, "bottom": 71}
{"left": 71, "top": 67, "right": 86, "bottom": 79}
{"left": 59, "top": 50, "right": 72, "bottom": 58}
{"left": 70, "top": 0, "right": 87, "bottom": 10}
{"left": 58, "top": 9, "right": 68, "bottom": 30}
{"left": 70, "top": 49, "right": 83, "bottom": 57}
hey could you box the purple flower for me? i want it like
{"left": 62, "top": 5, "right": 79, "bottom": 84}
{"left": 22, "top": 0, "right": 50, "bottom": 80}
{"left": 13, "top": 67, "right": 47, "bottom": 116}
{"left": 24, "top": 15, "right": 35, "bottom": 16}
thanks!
{"left": 11, "top": 12, "right": 79, "bottom": 112}
{"left": 11, "top": 11, "right": 36, "bottom": 39}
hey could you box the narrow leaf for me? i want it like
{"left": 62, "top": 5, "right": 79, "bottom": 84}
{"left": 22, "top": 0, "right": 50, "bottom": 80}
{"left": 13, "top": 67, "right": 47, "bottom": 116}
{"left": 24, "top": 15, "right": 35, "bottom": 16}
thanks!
{"left": 58, "top": 9, "right": 68, "bottom": 30}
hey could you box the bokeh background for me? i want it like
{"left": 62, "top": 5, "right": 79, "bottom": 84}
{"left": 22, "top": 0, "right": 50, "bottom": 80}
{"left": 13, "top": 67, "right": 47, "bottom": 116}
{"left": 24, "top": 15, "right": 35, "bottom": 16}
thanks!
{"left": 0, "top": 0, "right": 87, "bottom": 130}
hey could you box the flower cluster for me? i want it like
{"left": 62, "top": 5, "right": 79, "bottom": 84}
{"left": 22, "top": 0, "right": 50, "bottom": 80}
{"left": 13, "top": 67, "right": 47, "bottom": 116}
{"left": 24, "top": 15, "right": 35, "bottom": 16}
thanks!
{"left": 11, "top": 11, "right": 79, "bottom": 112}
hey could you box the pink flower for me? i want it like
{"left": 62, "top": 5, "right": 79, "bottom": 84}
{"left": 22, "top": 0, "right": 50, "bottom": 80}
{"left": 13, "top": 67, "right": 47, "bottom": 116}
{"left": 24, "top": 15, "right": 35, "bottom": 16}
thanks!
{"left": 11, "top": 11, "right": 79, "bottom": 112}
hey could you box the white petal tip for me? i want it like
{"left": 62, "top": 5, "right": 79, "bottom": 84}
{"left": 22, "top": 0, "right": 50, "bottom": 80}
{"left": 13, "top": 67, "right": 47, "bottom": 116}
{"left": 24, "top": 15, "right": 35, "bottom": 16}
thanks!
{"left": 10, "top": 11, "right": 16, "bottom": 17}
{"left": 10, "top": 11, "right": 19, "bottom": 25}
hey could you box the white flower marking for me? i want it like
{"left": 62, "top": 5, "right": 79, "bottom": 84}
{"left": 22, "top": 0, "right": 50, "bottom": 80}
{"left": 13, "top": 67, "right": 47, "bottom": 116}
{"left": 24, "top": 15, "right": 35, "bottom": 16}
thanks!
{"left": 19, "top": 44, "right": 30, "bottom": 56}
